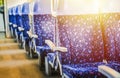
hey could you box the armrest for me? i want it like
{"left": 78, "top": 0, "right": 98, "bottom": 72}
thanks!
{"left": 13, "top": 24, "right": 17, "bottom": 27}
{"left": 27, "top": 31, "right": 38, "bottom": 38}
{"left": 45, "top": 40, "right": 55, "bottom": 50}
{"left": 45, "top": 40, "right": 67, "bottom": 52}
{"left": 9, "top": 22, "right": 12, "bottom": 25}
{"left": 98, "top": 65, "right": 120, "bottom": 78}
{"left": 31, "top": 34, "right": 38, "bottom": 38}
{"left": 53, "top": 47, "right": 67, "bottom": 52}
{"left": 18, "top": 27, "right": 24, "bottom": 31}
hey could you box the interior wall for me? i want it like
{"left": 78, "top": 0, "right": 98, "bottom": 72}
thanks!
{"left": 0, "top": 13, "right": 4, "bottom": 32}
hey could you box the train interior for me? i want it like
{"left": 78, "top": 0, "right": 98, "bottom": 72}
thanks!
{"left": 0, "top": 0, "right": 120, "bottom": 78}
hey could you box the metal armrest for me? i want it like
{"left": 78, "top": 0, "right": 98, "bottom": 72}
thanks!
{"left": 45, "top": 40, "right": 55, "bottom": 50}
{"left": 98, "top": 65, "right": 120, "bottom": 78}
{"left": 53, "top": 47, "right": 67, "bottom": 52}
{"left": 18, "top": 27, "right": 24, "bottom": 31}
{"left": 13, "top": 24, "right": 17, "bottom": 27}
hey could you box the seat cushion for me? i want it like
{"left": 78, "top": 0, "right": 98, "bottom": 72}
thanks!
{"left": 62, "top": 62, "right": 107, "bottom": 78}
{"left": 36, "top": 45, "right": 51, "bottom": 53}
{"left": 107, "top": 61, "right": 120, "bottom": 72}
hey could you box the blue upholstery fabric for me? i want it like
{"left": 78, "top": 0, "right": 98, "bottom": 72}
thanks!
{"left": 102, "top": 13, "right": 120, "bottom": 62}
{"left": 9, "top": 15, "right": 13, "bottom": 31}
{"left": 57, "top": 14, "right": 120, "bottom": 77}
{"left": 63, "top": 62, "right": 120, "bottom": 78}
{"left": 101, "top": 13, "right": 120, "bottom": 73}
{"left": 57, "top": 15, "right": 106, "bottom": 77}
{"left": 8, "top": 8, "right": 13, "bottom": 31}
{"left": 58, "top": 15, "right": 104, "bottom": 64}
{"left": 8, "top": 8, "right": 12, "bottom": 23}
{"left": 33, "top": 14, "right": 56, "bottom": 66}
{"left": 16, "top": 15, "right": 23, "bottom": 33}
{"left": 10, "top": 8, "right": 14, "bottom": 24}
{"left": 12, "top": 7, "right": 17, "bottom": 25}
{"left": 34, "top": 14, "right": 55, "bottom": 46}
{"left": 21, "top": 3, "right": 30, "bottom": 37}
{"left": 11, "top": 7, "right": 17, "bottom": 37}
{"left": 36, "top": 46, "right": 51, "bottom": 53}
{"left": 15, "top": 5, "right": 23, "bottom": 37}
{"left": 62, "top": 62, "right": 107, "bottom": 78}
{"left": 22, "top": 14, "right": 30, "bottom": 37}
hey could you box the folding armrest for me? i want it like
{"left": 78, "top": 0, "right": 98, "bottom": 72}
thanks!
{"left": 9, "top": 22, "right": 12, "bottom": 25}
{"left": 45, "top": 40, "right": 67, "bottom": 52}
{"left": 18, "top": 27, "right": 24, "bottom": 31}
{"left": 98, "top": 65, "right": 120, "bottom": 78}
{"left": 31, "top": 34, "right": 38, "bottom": 38}
{"left": 45, "top": 40, "right": 56, "bottom": 50}
{"left": 27, "top": 31, "right": 38, "bottom": 38}
{"left": 53, "top": 47, "right": 67, "bottom": 52}
{"left": 13, "top": 24, "right": 17, "bottom": 28}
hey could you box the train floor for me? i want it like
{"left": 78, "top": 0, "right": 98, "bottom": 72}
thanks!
{"left": 0, "top": 33, "right": 60, "bottom": 78}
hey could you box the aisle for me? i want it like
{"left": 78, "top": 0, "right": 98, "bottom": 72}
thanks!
{"left": 0, "top": 38, "right": 59, "bottom": 78}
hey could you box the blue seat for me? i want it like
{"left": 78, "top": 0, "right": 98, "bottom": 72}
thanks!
{"left": 32, "top": 1, "right": 56, "bottom": 67}
{"left": 101, "top": 13, "right": 120, "bottom": 72}
{"left": 8, "top": 8, "right": 13, "bottom": 33}
{"left": 57, "top": 15, "right": 107, "bottom": 78}
{"left": 22, "top": 3, "right": 30, "bottom": 38}
{"left": 14, "top": 5, "right": 23, "bottom": 43}
{"left": 11, "top": 7, "right": 17, "bottom": 38}
{"left": 9, "top": 8, "right": 14, "bottom": 37}
{"left": 34, "top": 15, "right": 56, "bottom": 63}
{"left": 20, "top": 3, "right": 31, "bottom": 49}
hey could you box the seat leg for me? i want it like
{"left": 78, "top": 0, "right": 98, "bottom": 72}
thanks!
{"left": 45, "top": 57, "right": 52, "bottom": 76}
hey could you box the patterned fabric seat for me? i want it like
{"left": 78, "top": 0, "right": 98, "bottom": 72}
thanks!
{"left": 31, "top": 0, "right": 56, "bottom": 64}
{"left": 33, "top": 14, "right": 55, "bottom": 64}
{"left": 11, "top": 7, "right": 17, "bottom": 37}
{"left": 102, "top": 13, "right": 120, "bottom": 72}
{"left": 8, "top": 8, "right": 13, "bottom": 30}
{"left": 22, "top": 3, "right": 30, "bottom": 38}
{"left": 15, "top": 5, "right": 23, "bottom": 42}
{"left": 57, "top": 15, "right": 107, "bottom": 78}
{"left": 22, "top": 14, "right": 30, "bottom": 37}
{"left": 62, "top": 63, "right": 107, "bottom": 78}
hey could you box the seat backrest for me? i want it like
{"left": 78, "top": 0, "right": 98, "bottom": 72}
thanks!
{"left": 102, "top": 13, "right": 120, "bottom": 62}
{"left": 16, "top": 5, "right": 23, "bottom": 27}
{"left": 34, "top": 15, "right": 56, "bottom": 46}
{"left": 33, "top": 0, "right": 56, "bottom": 46}
{"left": 10, "top": 8, "right": 14, "bottom": 24}
{"left": 57, "top": 14, "right": 104, "bottom": 64}
{"left": 8, "top": 8, "right": 12, "bottom": 23}
{"left": 22, "top": 3, "right": 30, "bottom": 36}
{"left": 12, "top": 7, "right": 17, "bottom": 25}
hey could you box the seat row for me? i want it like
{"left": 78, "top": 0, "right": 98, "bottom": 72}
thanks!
{"left": 8, "top": 0, "right": 120, "bottom": 78}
